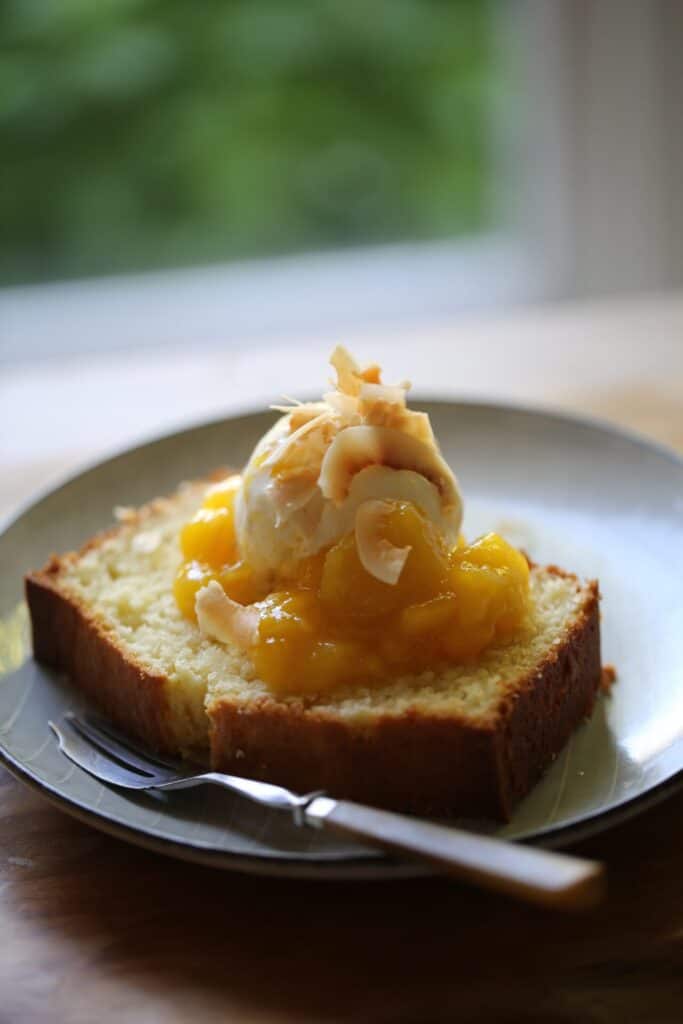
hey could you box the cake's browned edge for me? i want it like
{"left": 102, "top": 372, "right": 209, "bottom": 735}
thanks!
{"left": 494, "top": 572, "right": 601, "bottom": 817}
{"left": 23, "top": 476, "right": 228, "bottom": 757}
{"left": 209, "top": 571, "right": 602, "bottom": 821}
{"left": 25, "top": 565, "right": 177, "bottom": 755}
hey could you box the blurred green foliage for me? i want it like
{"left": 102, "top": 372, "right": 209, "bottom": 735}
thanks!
{"left": 0, "top": 0, "right": 494, "bottom": 284}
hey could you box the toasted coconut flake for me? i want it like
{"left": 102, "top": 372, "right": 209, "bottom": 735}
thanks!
{"left": 269, "top": 410, "right": 334, "bottom": 480}
{"left": 402, "top": 410, "right": 435, "bottom": 446}
{"left": 195, "top": 580, "right": 259, "bottom": 650}
{"left": 358, "top": 381, "right": 407, "bottom": 409}
{"left": 322, "top": 390, "right": 360, "bottom": 421}
{"left": 342, "top": 466, "right": 443, "bottom": 524}
{"left": 315, "top": 465, "right": 453, "bottom": 550}
{"left": 356, "top": 381, "right": 424, "bottom": 434}
{"left": 330, "top": 345, "right": 362, "bottom": 396}
{"left": 286, "top": 402, "right": 329, "bottom": 431}
{"left": 330, "top": 345, "right": 384, "bottom": 397}
{"left": 360, "top": 363, "right": 382, "bottom": 384}
{"left": 318, "top": 425, "right": 461, "bottom": 523}
{"left": 355, "top": 499, "right": 411, "bottom": 584}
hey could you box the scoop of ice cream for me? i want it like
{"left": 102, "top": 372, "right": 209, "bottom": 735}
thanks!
{"left": 234, "top": 346, "right": 463, "bottom": 582}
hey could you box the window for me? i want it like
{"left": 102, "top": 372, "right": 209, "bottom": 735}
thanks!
{"left": 1, "top": 0, "right": 498, "bottom": 285}
{"left": 4, "top": 2, "right": 680, "bottom": 363}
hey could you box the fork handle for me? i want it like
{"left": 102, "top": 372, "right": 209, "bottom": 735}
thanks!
{"left": 304, "top": 797, "right": 604, "bottom": 910}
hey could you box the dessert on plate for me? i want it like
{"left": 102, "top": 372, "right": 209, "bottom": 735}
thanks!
{"left": 26, "top": 348, "right": 602, "bottom": 819}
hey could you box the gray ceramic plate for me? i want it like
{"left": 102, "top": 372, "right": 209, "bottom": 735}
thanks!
{"left": 1, "top": 401, "right": 682, "bottom": 878}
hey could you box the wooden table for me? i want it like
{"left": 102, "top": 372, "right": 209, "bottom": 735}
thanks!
{"left": 2, "top": 292, "right": 682, "bottom": 1022}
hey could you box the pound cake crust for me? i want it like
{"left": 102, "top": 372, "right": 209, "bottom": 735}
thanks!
{"left": 25, "top": 481, "right": 603, "bottom": 820}
{"left": 27, "top": 558, "right": 175, "bottom": 754}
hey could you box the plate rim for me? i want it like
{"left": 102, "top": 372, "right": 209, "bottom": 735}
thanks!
{"left": 2, "top": 396, "right": 683, "bottom": 876}
{"left": 1, "top": 731, "right": 680, "bottom": 877}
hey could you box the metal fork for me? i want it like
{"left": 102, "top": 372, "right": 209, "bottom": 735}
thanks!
{"left": 50, "top": 711, "right": 604, "bottom": 910}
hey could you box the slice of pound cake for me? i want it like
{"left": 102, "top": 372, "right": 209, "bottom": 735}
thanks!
{"left": 26, "top": 478, "right": 602, "bottom": 820}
